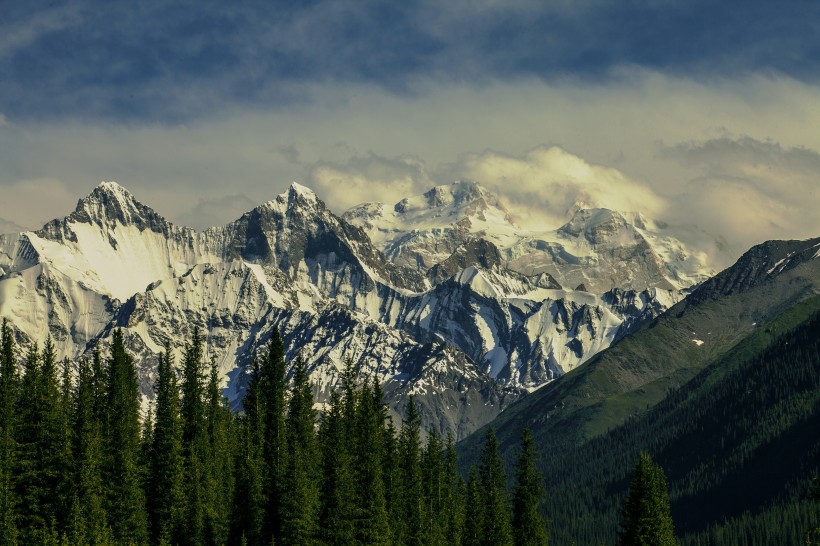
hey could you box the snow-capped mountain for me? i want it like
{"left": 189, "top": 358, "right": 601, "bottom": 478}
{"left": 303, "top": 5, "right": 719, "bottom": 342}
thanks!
{"left": 0, "top": 181, "right": 709, "bottom": 438}
{"left": 344, "top": 180, "right": 714, "bottom": 293}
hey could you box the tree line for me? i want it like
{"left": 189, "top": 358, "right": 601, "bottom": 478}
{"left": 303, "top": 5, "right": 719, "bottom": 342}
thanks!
{"left": 0, "top": 320, "right": 559, "bottom": 546}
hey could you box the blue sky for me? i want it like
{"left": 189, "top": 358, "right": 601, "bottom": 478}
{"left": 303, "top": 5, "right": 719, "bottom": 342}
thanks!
{"left": 1, "top": 0, "right": 819, "bottom": 264}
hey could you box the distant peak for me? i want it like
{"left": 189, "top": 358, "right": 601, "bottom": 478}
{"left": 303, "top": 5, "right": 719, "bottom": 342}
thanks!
{"left": 96, "top": 180, "right": 128, "bottom": 193}
{"left": 70, "top": 181, "right": 168, "bottom": 231}
{"left": 288, "top": 182, "right": 317, "bottom": 200}
{"left": 421, "top": 180, "right": 487, "bottom": 207}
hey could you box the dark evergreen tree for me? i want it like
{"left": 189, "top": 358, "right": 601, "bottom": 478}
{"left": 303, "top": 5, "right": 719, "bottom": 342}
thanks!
{"left": 260, "top": 328, "right": 287, "bottom": 545}
{"left": 463, "top": 466, "right": 482, "bottom": 546}
{"left": 103, "top": 329, "right": 148, "bottom": 544}
{"left": 394, "top": 395, "right": 423, "bottom": 546}
{"left": 232, "top": 356, "right": 265, "bottom": 546}
{"left": 0, "top": 319, "right": 19, "bottom": 545}
{"left": 14, "top": 338, "right": 69, "bottom": 539}
{"left": 478, "top": 428, "right": 512, "bottom": 546}
{"left": 421, "top": 428, "right": 447, "bottom": 545}
{"left": 202, "top": 359, "right": 234, "bottom": 546}
{"left": 180, "top": 328, "right": 208, "bottom": 546}
{"left": 66, "top": 356, "right": 112, "bottom": 545}
{"left": 443, "top": 434, "right": 465, "bottom": 546}
{"left": 318, "top": 388, "right": 356, "bottom": 545}
{"left": 618, "top": 452, "right": 676, "bottom": 546}
{"left": 281, "top": 358, "right": 319, "bottom": 545}
{"left": 351, "top": 377, "right": 390, "bottom": 546}
{"left": 147, "top": 349, "right": 184, "bottom": 545}
{"left": 511, "top": 428, "right": 548, "bottom": 546}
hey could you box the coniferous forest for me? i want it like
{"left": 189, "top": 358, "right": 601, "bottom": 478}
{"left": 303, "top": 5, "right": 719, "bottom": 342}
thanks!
{"left": 1, "top": 304, "right": 819, "bottom": 545}
{"left": 0, "top": 320, "right": 552, "bottom": 546}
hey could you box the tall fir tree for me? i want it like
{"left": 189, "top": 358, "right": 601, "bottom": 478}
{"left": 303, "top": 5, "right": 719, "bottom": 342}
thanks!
{"left": 67, "top": 356, "right": 112, "bottom": 545}
{"left": 478, "top": 428, "right": 513, "bottom": 546}
{"left": 463, "top": 466, "right": 483, "bottom": 546}
{"left": 443, "top": 434, "right": 466, "bottom": 546}
{"left": 103, "top": 329, "right": 148, "bottom": 544}
{"left": 318, "top": 388, "right": 356, "bottom": 545}
{"left": 618, "top": 452, "right": 676, "bottom": 546}
{"left": 14, "top": 338, "right": 69, "bottom": 539}
{"left": 232, "top": 356, "right": 265, "bottom": 546}
{"left": 421, "top": 428, "right": 447, "bottom": 545}
{"left": 202, "top": 359, "right": 234, "bottom": 546}
{"left": 261, "top": 328, "right": 287, "bottom": 546}
{"left": 351, "top": 377, "right": 390, "bottom": 546}
{"left": 147, "top": 349, "right": 184, "bottom": 545}
{"left": 0, "top": 320, "right": 19, "bottom": 545}
{"left": 281, "top": 358, "right": 319, "bottom": 545}
{"left": 511, "top": 428, "right": 548, "bottom": 546}
{"left": 180, "top": 329, "right": 208, "bottom": 546}
{"left": 394, "top": 395, "right": 423, "bottom": 546}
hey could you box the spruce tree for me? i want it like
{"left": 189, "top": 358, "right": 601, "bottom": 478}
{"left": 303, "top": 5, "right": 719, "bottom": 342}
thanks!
{"left": 443, "top": 433, "right": 465, "bottom": 546}
{"left": 318, "top": 388, "right": 356, "bottom": 545}
{"left": 394, "top": 395, "right": 423, "bottom": 546}
{"left": 618, "top": 452, "right": 676, "bottom": 546}
{"left": 463, "top": 466, "right": 482, "bottom": 546}
{"left": 260, "top": 328, "right": 287, "bottom": 545}
{"left": 0, "top": 319, "right": 19, "bottom": 545}
{"left": 511, "top": 428, "right": 548, "bottom": 546}
{"left": 232, "top": 356, "right": 265, "bottom": 546}
{"left": 180, "top": 329, "right": 208, "bottom": 546}
{"left": 351, "top": 377, "right": 390, "bottom": 545}
{"left": 15, "top": 338, "right": 69, "bottom": 538}
{"left": 478, "top": 428, "right": 512, "bottom": 546}
{"left": 68, "top": 356, "right": 112, "bottom": 546}
{"left": 281, "top": 358, "right": 319, "bottom": 545}
{"left": 103, "top": 329, "right": 148, "bottom": 544}
{"left": 147, "top": 349, "right": 184, "bottom": 545}
{"left": 202, "top": 359, "right": 233, "bottom": 546}
{"left": 421, "top": 428, "right": 447, "bottom": 545}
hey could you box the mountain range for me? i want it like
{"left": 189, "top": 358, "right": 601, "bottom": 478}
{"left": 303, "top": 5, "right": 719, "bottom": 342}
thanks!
{"left": 0, "top": 180, "right": 714, "bottom": 439}
{"left": 457, "top": 234, "right": 820, "bottom": 543}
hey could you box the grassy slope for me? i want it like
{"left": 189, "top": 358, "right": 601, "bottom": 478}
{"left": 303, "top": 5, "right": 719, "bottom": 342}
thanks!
{"left": 538, "top": 293, "right": 820, "bottom": 544}
{"left": 458, "top": 238, "right": 820, "bottom": 466}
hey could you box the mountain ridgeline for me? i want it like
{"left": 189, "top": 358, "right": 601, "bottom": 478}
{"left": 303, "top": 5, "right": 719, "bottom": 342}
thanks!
{"left": 0, "top": 181, "right": 708, "bottom": 439}
{"left": 458, "top": 237, "right": 820, "bottom": 543}
{"left": 1, "top": 180, "right": 819, "bottom": 543}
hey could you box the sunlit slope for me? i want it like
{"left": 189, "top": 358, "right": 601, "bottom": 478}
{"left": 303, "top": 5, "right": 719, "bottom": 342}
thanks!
{"left": 460, "top": 236, "right": 820, "bottom": 459}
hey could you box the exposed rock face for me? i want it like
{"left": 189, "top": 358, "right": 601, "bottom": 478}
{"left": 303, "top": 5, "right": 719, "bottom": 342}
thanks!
{"left": 0, "top": 181, "right": 707, "bottom": 438}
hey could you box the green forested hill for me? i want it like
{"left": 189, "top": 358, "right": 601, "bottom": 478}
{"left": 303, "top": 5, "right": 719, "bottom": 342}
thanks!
{"left": 459, "top": 238, "right": 820, "bottom": 464}
{"left": 533, "top": 295, "right": 820, "bottom": 544}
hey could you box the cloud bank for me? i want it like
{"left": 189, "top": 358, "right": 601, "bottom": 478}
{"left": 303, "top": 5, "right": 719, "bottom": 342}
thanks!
{"left": 2, "top": 0, "right": 819, "bottom": 122}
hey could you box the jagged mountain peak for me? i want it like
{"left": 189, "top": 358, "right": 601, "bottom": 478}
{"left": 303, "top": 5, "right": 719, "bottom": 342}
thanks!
{"left": 68, "top": 180, "right": 171, "bottom": 233}
{"left": 395, "top": 180, "right": 513, "bottom": 223}
{"left": 287, "top": 181, "right": 318, "bottom": 201}
{"left": 557, "top": 207, "right": 650, "bottom": 239}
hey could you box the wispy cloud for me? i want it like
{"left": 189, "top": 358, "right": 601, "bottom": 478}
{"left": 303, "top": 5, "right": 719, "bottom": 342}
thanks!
{"left": 0, "top": 73, "right": 818, "bottom": 269}
{"left": 662, "top": 137, "right": 820, "bottom": 252}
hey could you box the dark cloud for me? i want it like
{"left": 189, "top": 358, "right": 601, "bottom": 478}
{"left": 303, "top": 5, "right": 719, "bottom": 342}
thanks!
{"left": 2, "top": 0, "right": 818, "bottom": 122}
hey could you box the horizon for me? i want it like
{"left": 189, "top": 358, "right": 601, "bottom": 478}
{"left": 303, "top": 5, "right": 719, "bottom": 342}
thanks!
{"left": 2, "top": 1, "right": 820, "bottom": 268}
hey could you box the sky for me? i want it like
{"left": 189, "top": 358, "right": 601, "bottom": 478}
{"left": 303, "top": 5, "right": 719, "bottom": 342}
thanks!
{"left": 1, "top": 0, "right": 819, "bottom": 267}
